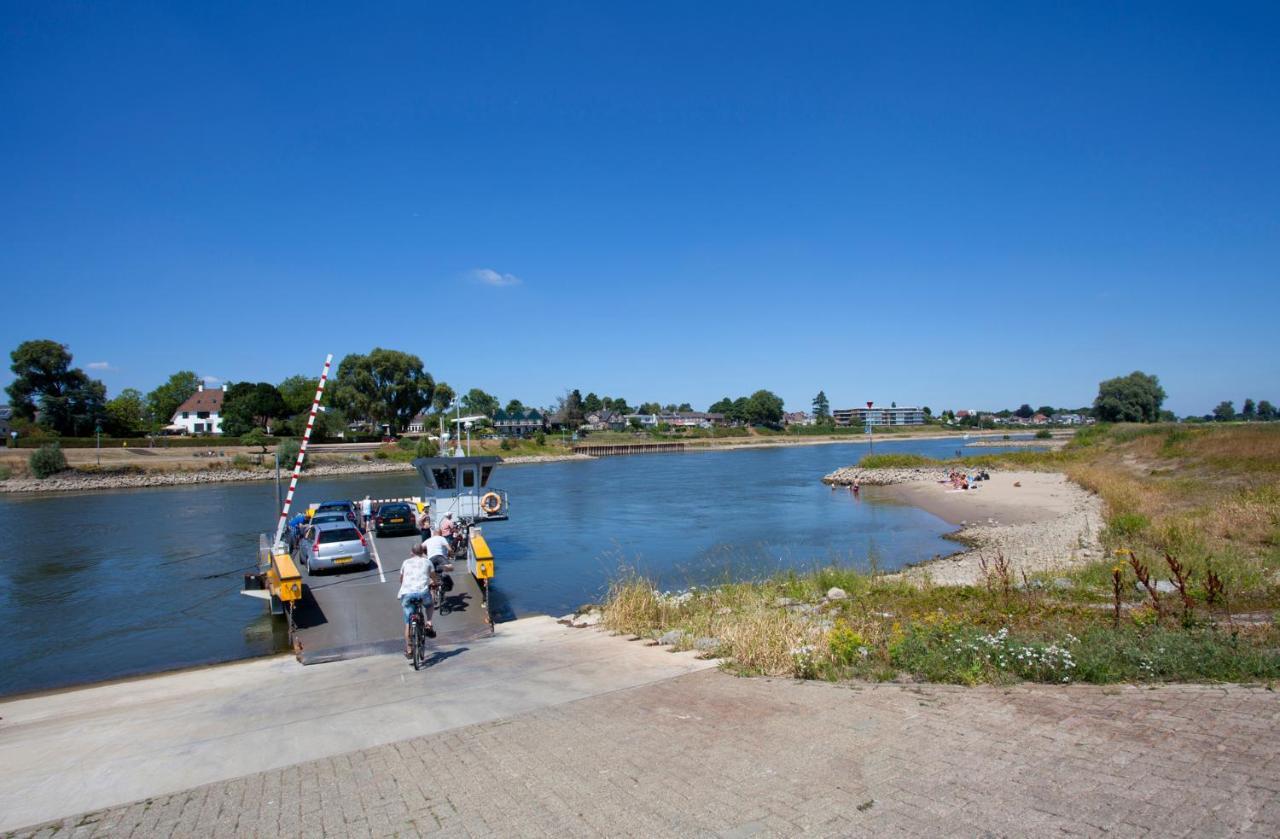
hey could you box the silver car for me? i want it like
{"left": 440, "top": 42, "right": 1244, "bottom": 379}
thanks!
{"left": 299, "top": 521, "right": 372, "bottom": 572}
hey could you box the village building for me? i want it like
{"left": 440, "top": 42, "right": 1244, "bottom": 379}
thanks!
{"left": 492, "top": 408, "right": 545, "bottom": 438}
{"left": 168, "top": 384, "right": 227, "bottom": 435}
{"left": 832, "top": 405, "right": 925, "bottom": 427}
{"left": 783, "top": 411, "right": 813, "bottom": 426}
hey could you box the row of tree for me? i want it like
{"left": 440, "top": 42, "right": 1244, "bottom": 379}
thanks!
{"left": 1209, "top": 399, "right": 1278, "bottom": 422}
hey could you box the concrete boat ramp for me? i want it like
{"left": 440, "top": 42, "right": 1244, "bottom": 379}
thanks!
{"left": 0, "top": 616, "right": 716, "bottom": 833}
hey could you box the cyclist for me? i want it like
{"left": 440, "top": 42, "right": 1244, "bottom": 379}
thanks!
{"left": 421, "top": 527, "right": 453, "bottom": 572}
{"left": 398, "top": 544, "right": 437, "bottom": 656}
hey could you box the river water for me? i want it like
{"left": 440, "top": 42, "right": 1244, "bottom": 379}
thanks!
{"left": 0, "top": 436, "right": 1033, "bottom": 696}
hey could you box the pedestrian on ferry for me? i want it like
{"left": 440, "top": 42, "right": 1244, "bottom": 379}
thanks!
{"left": 439, "top": 512, "right": 458, "bottom": 555}
{"left": 416, "top": 507, "right": 432, "bottom": 536}
{"left": 399, "top": 544, "right": 437, "bottom": 656}
{"left": 361, "top": 495, "right": 373, "bottom": 528}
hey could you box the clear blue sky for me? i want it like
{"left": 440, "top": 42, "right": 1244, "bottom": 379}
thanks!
{"left": 2, "top": 1, "right": 1277, "bottom": 416}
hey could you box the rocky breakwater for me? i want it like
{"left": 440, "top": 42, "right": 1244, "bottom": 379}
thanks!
{"left": 821, "top": 466, "right": 942, "bottom": 486}
{"left": 0, "top": 460, "right": 417, "bottom": 494}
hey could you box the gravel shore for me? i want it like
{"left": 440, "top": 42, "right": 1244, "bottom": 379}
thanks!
{"left": 0, "top": 453, "right": 594, "bottom": 494}
{"left": 824, "top": 465, "right": 1105, "bottom": 585}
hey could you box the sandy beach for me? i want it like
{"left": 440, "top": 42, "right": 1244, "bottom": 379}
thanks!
{"left": 826, "top": 466, "right": 1105, "bottom": 584}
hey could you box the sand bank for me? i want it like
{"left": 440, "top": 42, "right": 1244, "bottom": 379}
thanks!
{"left": 825, "top": 466, "right": 1105, "bottom": 584}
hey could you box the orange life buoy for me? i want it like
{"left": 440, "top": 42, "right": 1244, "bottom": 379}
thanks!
{"left": 480, "top": 491, "right": 502, "bottom": 515}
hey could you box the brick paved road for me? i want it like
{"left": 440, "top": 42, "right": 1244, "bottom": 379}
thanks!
{"left": 14, "top": 671, "right": 1280, "bottom": 837}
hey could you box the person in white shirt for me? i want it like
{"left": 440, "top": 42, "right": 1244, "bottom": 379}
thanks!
{"left": 398, "top": 544, "right": 437, "bottom": 655}
{"left": 361, "top": 496, "right": 373, "bottom": 528}
{"left": 421, "top": 528, "right": 452, "bottom": 570}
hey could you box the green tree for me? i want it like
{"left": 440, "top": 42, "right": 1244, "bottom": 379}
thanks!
{"left": 1093, "top": 371, "right": 1167, "bottom": 423}
{"left": 1036, "top": 405, "right": 1055, "bottom": 417}
{"left": 812, "top": 391, "right": 830, "bottom": 421}
{"left": 1212, "top": 400, "right": 1235, "bottom": 422}
{"left": 1257, "top": 400, "right": 1276, "bottom": 421}
{"left": 676, "top": 402, "right": 693, "bottom": 412}
{"left": 431, "top": 382, "right": 455, "bottom": 414}
{"left": 504, "top": 399, "right": 526, "bottom": 415}
{"left": 708, "top": 397, "right": 734, "bottom": 415}
{"left": 221, "top": 382, "right": 287, "bottom": 437}
{"left": 6, "top": 339, "right": 107, "bottom": 435}
{"left": 582, "top": 392, "right": 602, "bottom": 413}
{"left": 638, "top": 401, "right": 662, "bottom": 415}
{"left": 147, "top": 371, "right": 202, "bottom": 428}
{"left": 288, "top": 406, "right": 346, "bottom": 440}
{"left": 609, "top": 397, "right": 632, "bottom": 414}
{"left": 1014, "top": 404, "right": 1034, "bottom": 419}
{"left": 240, "top": 428, "right": 271, "bottom": 455}
{"left": 745, "top": 390, "right": 785, "bottom": 427}
{"left": 1241, "top": 398, "right": 1256, "bottom": 420}
{"left": 333, "top": 348, "right": 435, "bottom": 432}
{"left": 277, "top": 375, "right": 319, "bottom": 417}
{"left": 105, "top": 388, "right": 148, "bottom": 436}
{"left": 565, "top": 389, "right": 585, "bottom": 428}
{"left": 460, "top": 388, "right": 499, "bottom": 418}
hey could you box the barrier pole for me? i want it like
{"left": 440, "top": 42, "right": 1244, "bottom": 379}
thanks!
{"left": 274, "top": 353, "right": 333, "bottom": 545}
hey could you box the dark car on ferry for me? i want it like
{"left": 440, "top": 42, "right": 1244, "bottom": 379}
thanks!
{"left": 371, "top": 502, "right": 418, "bottom": 537}
{"left": 298, "top": 522, "right": 372, "bottom": 573}
{"left": 310, "top": 500, "right": 358, "bottom": 521}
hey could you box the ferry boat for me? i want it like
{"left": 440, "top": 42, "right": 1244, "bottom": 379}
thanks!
{"left": 243, "top": 441, "right": 510, "bottom": 664}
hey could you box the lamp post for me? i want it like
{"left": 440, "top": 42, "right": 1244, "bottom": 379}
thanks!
{"left": 865, "top": 401, "right": 874, "bottom": 454}
{"left": 95, "top": 420, "right": 102, "bottom": 465}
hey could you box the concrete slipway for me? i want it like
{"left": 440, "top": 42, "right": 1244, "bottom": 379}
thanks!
{"left": 0, "top": 617, "right": 716, "bottom": 833}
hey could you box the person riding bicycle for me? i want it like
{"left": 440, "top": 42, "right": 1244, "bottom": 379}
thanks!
{"left": 398, "top": 544, "right": 438, "bottom": 656}
{"left": 421, "top": 527, "right": 453, "bottom": 571}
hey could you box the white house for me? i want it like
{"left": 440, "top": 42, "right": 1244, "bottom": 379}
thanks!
{"left": 169, "top": 384, "right": 227, "bottom": 435}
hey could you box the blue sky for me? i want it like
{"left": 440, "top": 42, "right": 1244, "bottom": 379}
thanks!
{"left": 2, "top": 2, "right": 1277, "bottom": 416}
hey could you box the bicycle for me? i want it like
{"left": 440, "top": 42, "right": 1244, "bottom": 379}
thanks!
{"left": 406, "top": 594, "right": 435, "bottom": 670}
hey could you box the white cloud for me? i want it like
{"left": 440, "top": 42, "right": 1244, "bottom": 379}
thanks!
{"left": 469, "top": 268, "right": 522, "bottom": 287}
{"left": 87, "top": 361, "right": 113, "bottom": 371}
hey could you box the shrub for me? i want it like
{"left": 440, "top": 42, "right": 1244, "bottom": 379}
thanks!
{"left": 499, "top": 437, "right": 513, "bottom": 450}
{"left": 1035, "top": 429, "right": 1052, "bottom": 439}
{"left": 374, "top": 449, "right": 389, "bottom": 460}
{"left": 29, "top": 443, "right": 67, "bottom": 478}
{"left": 828, "top": 621, "right": 867, "bottom": 665}
{"left": 231, "top": 454, "right": 258, "bottom": 471}
{"left": 534, "top": 430, "right": 547, "bottom": 446}
{"left": 276, "top": 438, "right": 303, "bottom": 469}
{"left": 397, "top": 436, "right": 416, "bottom": 451}
{"left": 860, "top": 453, "right": 936, "bottom": 469}
{"left": 414, "top": 438, "right": 436, "bottom": 458}
{"left": 0, "top": 463, "right": 11, "bottom": 480}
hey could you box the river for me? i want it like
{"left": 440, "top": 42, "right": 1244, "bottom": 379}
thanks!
{"left": 0, "top": 436, "right": 1034, "bottom": 696}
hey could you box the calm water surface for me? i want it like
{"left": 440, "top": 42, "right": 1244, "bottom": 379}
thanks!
{"left": 0, "top": 436, "right": 1032, "bottom": 695}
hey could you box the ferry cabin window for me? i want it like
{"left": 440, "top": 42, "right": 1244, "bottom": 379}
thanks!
{"left": 462, "top": 468, "right": 476, "bottom": 488}
{"left": 431, "top": 467, "right": 456, "bottom": 489}
{"left": 481, "top": 466, "right": 493, "bottom": 486}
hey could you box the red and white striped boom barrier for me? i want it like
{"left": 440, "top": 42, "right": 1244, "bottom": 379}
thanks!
{"left": 274, "top": 353, "right": 333, "bottom": 544}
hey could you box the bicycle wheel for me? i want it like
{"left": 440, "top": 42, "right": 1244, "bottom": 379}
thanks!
{"left": 411, "top": 616, "right": 423, "bottom": 670}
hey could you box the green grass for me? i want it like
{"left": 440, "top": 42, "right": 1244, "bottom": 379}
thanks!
{"left": 600, "top": 568, "right": 1280, "bottom": 685}
{"left": 858, "top": 453, "right": 938, "bottom": 469}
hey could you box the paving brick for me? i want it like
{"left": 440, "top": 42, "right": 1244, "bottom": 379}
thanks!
{"left": 10, "top": 672, "right": 1280, "bottom": 838}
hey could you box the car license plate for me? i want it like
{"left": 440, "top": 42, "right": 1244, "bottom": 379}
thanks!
{"left": 390, "top": 518, "right": 404, "bottom": 523}
{"left": 333, "top": 556, "right": 352, "bottom": 564}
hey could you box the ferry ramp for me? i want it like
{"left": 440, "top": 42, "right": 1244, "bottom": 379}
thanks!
{"left": 291, "top": 530, "right": 491, "bottom": 664}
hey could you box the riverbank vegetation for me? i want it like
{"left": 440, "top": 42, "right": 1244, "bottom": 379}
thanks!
{"left": 599, "top": 423, "right": 1280, "bottom": 685}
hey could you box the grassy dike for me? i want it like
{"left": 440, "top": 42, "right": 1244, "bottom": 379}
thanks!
{"left": 599, "top": 424, "right": 1280, "bottom": 685}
